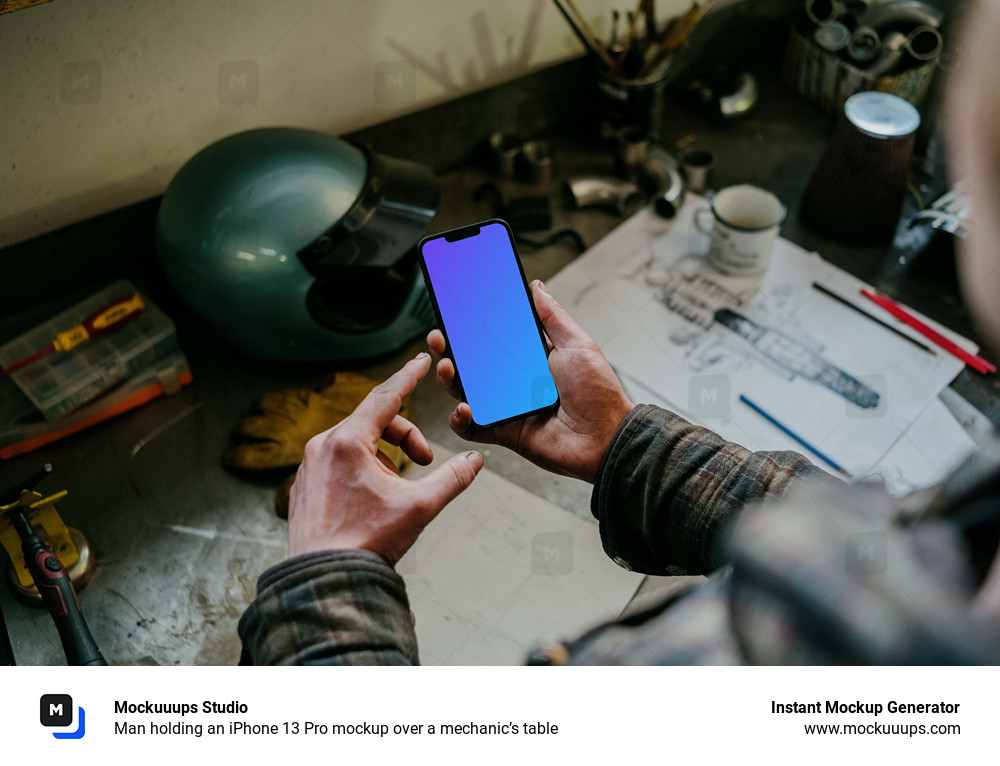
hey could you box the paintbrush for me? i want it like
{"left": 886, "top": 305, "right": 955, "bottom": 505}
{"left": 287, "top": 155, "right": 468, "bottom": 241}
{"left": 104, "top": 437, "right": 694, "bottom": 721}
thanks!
{"left": 639, "top": 0, "right": 712, "bottom": 76}
{"left": 643, "top": 0, "right": 657, "bottom": 41}
{"left": 552, "top": 0, "right": 617, "bottom": 71}
{"left": 616, "top": 1, "right": 645, "bottom": 75}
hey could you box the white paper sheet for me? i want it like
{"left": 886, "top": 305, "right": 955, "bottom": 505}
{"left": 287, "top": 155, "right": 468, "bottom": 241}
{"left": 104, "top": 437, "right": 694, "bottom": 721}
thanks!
{"left": 549, "top": 199, "right": 976, "bottom": 477}
{"left": 619, "top": 370, "right": 977, "bottom": 497}
{"left": 399, "top": 444, "right": 643, "bottom": 665}
{"left": 862, "top": 397, "right": 977, "bottom": 497}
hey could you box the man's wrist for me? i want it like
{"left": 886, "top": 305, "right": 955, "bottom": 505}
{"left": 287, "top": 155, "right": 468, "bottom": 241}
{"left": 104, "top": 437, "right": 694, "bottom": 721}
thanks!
{"left": 581, "top": 399, "right": 637, "bottom": 483}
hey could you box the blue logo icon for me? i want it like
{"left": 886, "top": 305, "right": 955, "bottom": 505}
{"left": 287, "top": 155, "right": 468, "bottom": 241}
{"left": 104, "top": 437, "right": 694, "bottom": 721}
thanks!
{"left": 40, "top": 694, "right": 86, "bottom": 739}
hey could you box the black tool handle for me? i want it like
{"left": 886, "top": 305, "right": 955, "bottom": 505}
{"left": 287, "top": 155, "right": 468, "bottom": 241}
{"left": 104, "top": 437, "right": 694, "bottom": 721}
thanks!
{"left": 0, "top": 599, "right": 14, "bottom": 665}
{"left": 11, "top": 511, "right": 106, "bottom": 666}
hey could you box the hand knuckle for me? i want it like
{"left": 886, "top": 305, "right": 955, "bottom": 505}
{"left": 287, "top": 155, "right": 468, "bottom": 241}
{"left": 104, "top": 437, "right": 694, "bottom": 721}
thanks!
{"left": 449, "top": 459, "right": 473, "bottom": 485}
{"left": 372, "top": 383, "right": 402, "bottom": 405}
{"left": 410, "top": 495, "right": 433, "bottom": 516}
{"left": 303, "top": 434, "right": 325, "bottom": 459}
{"left": 327, "top": 433, "right": 361, "bottom": 459}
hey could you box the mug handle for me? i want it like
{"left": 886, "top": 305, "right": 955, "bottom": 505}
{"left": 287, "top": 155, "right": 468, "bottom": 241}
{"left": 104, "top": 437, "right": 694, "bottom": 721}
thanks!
{"left": 694, "top": 207, "right": 715, "bottom": 236}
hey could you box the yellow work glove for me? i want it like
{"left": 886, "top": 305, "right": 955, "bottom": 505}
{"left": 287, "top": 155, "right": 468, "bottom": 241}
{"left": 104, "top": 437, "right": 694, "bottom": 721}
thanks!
{"left": 223, "top": 372, "right": 410, "bottom": 517}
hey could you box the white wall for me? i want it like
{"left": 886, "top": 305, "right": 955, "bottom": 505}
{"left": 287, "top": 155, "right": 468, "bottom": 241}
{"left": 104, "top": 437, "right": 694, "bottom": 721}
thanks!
{"left": 0, "top": 0, "right": 702, "bottom": 247}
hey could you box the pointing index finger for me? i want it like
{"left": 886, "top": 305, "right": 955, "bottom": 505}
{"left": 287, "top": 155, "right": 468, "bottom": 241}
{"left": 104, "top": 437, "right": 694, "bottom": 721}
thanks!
{"left": 350, "top": 354, "right": 432, "bottom": 441}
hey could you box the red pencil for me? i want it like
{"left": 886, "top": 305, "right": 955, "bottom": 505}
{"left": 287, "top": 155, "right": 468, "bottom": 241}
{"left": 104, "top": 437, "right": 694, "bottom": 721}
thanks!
{"left": 860, "top": 289, "right": 996, "bottom": 374}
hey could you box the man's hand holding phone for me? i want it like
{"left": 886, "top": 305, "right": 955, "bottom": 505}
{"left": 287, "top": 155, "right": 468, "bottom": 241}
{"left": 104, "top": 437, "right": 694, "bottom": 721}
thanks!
{"left": 428, "top": 280, "right": 634, "bottom": 484}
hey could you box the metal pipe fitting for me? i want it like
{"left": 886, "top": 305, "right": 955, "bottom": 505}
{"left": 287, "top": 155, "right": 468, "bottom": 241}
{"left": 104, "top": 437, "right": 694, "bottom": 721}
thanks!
{"left": 563, "top": 177, "right": 646, "bottom": 216}
{"left": 905, "top": 25, "right": 943, "bottom": 62}
{"left": 488, "top": 131, "right": 522, "bottom": 178}
{"left": 518, "top": 140, "right": 555, "bottom": 185}
{"left": 865, "top": 31, "right": 908, "bottom": 79}
{"left": 642, "top": 147, "right": 687, "bottom": 219}
{"left": 848, "top": 26, "right": 881, "bottom": 63}
{"left": 859, "top": 1, "right": 945, "bottom": 32}
{"left": 805, "top": 0, "right": 845, "bottom": 26}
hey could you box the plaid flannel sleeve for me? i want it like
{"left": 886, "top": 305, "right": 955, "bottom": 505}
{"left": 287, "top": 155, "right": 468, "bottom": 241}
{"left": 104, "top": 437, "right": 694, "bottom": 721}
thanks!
{"left": 592, "top": 404, "right": 832, "bottom": 576}
{"left": 238, "top": 549, "right": 419, "bottom": 665}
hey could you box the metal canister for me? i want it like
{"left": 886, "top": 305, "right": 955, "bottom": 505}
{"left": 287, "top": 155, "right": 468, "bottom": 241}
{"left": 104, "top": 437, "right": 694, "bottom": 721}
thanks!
{"left": 595, "top": 64, "right": 669, "bottom": 140}
{"left": 802, "top": 91, "right": 921, "bottom": 241}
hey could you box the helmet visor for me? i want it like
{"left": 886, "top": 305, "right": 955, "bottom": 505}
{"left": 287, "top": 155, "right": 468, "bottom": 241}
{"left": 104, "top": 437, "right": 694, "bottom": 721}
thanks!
{"left": 297, "top": 146, "right": 440, "bottom": 273}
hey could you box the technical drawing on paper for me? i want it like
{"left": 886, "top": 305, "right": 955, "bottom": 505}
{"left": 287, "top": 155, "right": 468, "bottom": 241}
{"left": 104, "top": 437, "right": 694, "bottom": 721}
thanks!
{"left": 628, "top": 250, "right": 879, "bottom": 409}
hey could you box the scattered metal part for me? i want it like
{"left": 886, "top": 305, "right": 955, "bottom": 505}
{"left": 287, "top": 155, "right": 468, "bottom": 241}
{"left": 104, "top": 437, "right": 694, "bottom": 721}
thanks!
{"left": 514, "top": 229, "right": 587, "bottom": 252}
{"left": 859, "top": 0, "right": 945, "bottom": 31}
{"left": 905, "top": 25, "right": 943, "bottom": 62}
{"left": 564, "top": 177, "right": 646, "bottom": 216}
{"left": 865, "top": 30, "right": 908, "bottom": 78}
{"left": 643, "top": 147, "right": 686, "bottom": 219}
{"left": 472, "top": 182, "right": 553, "bottom": 232}
{"left": 806, "top": 0, "right": 846, "bottom": 26}
{"left": 614, "top": 125, "right": 651, "bottom": 179}
{"left": 518, "top": 140, "right": 555, "bottom": 185}
{"left": 610, "top": 126, "right": 685, "bottom": 217}
{"left": 848, "top": 25, "right": 882, "bottom": 62}
{"left": 815, "top": 21, "right": 852, "bottom": 52}
{"left": 718, "top": 71, "right": 759, "bottom": 122}
{"left": 680, "top": 146, "right": 717, "bottom": 195}
{"left": 488, "top": 131, "right": 522, "bottom": 178}
{"left": 910, "top": 184, "right": 972, "bottom": 239}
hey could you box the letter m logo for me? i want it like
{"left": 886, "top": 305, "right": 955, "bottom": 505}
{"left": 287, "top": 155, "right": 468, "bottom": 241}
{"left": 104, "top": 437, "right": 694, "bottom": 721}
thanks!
{"left": 385, "top": 71, "right": 405, "bottom": 91}
{"left": 39, "top": 694, "right": 73, "bottom": 727}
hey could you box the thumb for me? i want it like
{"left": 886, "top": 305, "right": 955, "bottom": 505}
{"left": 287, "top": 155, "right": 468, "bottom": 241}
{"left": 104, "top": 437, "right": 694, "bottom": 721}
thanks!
{"left": 413, "top": 450, "right": 484, "bottom": 516}
{"left": 532, "top": 280, "right": 590, "bottom": 349}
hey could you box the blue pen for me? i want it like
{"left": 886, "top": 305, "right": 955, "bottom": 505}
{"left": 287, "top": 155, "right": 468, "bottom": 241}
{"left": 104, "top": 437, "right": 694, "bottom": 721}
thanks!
{"left": 738, "top": 394, "right": 851, "bottom": 477}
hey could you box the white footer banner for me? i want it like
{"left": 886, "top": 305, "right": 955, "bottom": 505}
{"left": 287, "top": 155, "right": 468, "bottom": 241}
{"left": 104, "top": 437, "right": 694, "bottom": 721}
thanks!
{"left": 1, "top": 666, "right": 988, "bottom": 763}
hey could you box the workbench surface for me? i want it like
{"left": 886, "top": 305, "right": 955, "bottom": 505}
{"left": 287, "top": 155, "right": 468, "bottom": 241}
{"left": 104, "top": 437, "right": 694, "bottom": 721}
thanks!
{"left": 2, "top": 76, "right": 996, "bottom": 665}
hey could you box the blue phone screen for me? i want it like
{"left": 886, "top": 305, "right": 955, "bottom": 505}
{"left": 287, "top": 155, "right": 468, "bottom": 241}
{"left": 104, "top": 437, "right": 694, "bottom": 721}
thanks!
{"left": 421, "top": 222, "right": 558, "bottom": 426}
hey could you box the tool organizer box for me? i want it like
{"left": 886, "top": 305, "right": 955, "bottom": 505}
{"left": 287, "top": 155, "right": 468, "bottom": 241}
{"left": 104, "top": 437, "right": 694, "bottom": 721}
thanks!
{"left": 0, "top": 280, "right": 178, "bottom": 421}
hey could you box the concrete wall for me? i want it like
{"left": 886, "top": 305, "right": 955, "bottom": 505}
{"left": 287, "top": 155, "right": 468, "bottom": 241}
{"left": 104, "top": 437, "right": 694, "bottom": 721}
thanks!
{"left": 0, "top": 0, "right": 712, "bottom": 247}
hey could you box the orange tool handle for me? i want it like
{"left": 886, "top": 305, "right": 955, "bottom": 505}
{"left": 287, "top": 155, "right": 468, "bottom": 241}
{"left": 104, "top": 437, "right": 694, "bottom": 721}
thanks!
{"left": 52, "top": 293, "right": 146, "bottom": 353}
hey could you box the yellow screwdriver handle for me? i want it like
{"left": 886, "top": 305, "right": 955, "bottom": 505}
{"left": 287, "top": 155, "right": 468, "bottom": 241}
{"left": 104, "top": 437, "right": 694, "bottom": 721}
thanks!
{"left": 51, "top": 326, "right": 90, "bottom": 353}
{"left": 52, "top": 293, "right": 146, "bottom": 353}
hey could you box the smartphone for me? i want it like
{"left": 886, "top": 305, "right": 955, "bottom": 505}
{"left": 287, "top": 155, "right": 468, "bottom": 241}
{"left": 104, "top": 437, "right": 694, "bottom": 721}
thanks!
{"left": 418, "top": 219, "right": 558, "bottom": 428}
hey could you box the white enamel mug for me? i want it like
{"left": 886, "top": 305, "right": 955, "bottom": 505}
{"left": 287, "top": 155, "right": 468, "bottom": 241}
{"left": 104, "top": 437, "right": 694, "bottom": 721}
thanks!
{"left": 695, "top": 185, "right": 787, "bottom": 276}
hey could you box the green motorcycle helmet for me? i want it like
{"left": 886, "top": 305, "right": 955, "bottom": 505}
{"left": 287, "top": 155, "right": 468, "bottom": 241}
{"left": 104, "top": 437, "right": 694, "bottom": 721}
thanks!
{"left": 156, "top": 127, "right": 439, "bottom": 362}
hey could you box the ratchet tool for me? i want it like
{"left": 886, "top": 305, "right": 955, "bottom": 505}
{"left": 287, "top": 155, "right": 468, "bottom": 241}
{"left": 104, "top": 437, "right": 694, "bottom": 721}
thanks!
{"left": 0, "top": 292, "right": 145, "bottom": 378}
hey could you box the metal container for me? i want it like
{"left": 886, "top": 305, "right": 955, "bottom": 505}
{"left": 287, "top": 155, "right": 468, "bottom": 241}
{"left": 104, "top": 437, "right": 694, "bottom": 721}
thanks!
{"left": 782, "top": 25, "right": 937, "bottom": 113}
{"left": 595, "top": 64, "right": 669, "bottom": 139}
{"left": 802, "top": 91, "right": 921, "bottom": 241}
